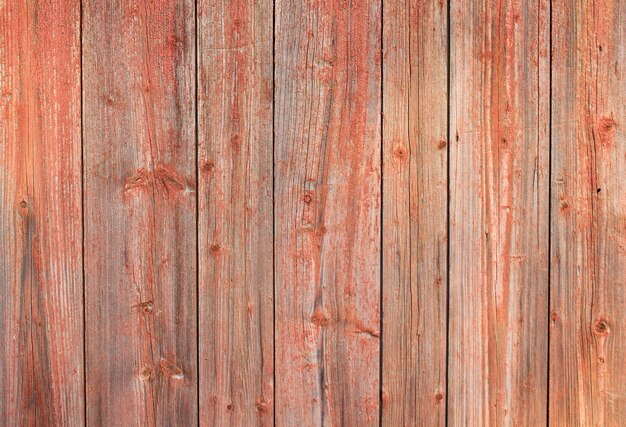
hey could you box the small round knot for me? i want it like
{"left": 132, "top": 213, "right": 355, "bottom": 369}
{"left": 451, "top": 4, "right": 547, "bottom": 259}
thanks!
{"left": 593, "top": 319, "right": 609, "bottom": 336}
{"left": 202, "top": 160, "right": 215, "bottom": 173}
{"left": 393, "top": 146, "right": 407, "bottom": 159}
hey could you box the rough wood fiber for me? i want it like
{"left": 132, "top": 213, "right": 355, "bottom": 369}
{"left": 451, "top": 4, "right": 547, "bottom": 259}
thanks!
{"left": 550, "top": 0, "right": 626, "bottom": 424}
{"left": 381, "top": 0, "right": 448, "bottom": 425}
{"left": 274, "top": 0, "right": 382, "bottom": 424}
{"left": 83, "top": 0, "right": 197, "bottom": 424}
{"left": 0, "top": 0, "right": 83, "bottom": 424}
{"left": 448, "top": 0, "right": 550, "bottom": 424}
{"left": 198, "top": 0, "right": 274, "bottom": 425}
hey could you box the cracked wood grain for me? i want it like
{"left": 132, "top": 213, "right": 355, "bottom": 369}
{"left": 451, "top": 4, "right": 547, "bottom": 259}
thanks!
{"left": 0, "top": 0, "right": 83, "bottom": 424}
{"left": 448, "top": 0, "right": 550, "bottom": 424}
{"left": 83, "top": 0, "right": 197, "bottom": 424}
{"left": 274, "top": 0, "right": 382, "bottom": 425}
{"left": 197, "top": 0, "right": 274, "bottom": 425}
{"left": 381, "top": 0, "right": 448, "bottom": 424}
{"left": 550, "top": 0, "right": 626, "bottom": 424}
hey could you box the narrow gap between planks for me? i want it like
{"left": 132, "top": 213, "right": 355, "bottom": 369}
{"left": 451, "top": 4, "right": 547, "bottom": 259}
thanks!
{"left": 195, "top": 0, "right": 200, "bottom": 423}
{"left": 378, "top": 0, "right": 384, "bottom": 425}
{"left": 80, "top": 0, "right": 87, "bottom": 423}
{"left": 546, "top": 0, "right": 553, "bottom": 423}
{"left": 444, "top": 0, "right": 452, "bottom": 424}
{"left": 272, "top": 0, "right": 277, "bottom": 425}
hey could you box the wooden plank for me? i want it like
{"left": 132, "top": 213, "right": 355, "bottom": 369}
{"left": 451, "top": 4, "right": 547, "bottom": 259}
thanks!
{"left": 197, "top": 0, "right": 274, "bottom": 425}
{"left": 381, "top": 0, "right": 448, "bottom": 425}
{"left": 550, "top": 0, "right": 626, "bottom": 424}
{"left": 83, "top": 0, "right": 197, "bottom": 424}
{"left": 448, "top": 0, "right": 550, "bottom": 424}
{"left": 0, "top": 0, "right": 83, "bottom": 424}
{"left": 274, "top": 0, "right": 382, "bottom": 424}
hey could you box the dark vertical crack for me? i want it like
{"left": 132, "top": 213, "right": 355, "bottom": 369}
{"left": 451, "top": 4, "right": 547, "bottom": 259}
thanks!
{"left": 195, "top": 0, "right": 200, "bottom": 424}
{"left": 379, "top": 0, "right": 384, "bottom": 426}
{"left": 80, "top": 0, "right": 87, "bottom": 423}
{"left": 445, "top": 0, "right": 451, "bottom": 425}
{"left": 546, "top": 0, "right": 553, "bottom": 424}
{"left": 272, "top": 0, "right": 277, "bottom": 425}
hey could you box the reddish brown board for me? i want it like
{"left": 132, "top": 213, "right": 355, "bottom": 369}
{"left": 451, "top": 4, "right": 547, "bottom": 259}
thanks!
{"left": 0, "top": 0, "right": 83, "bottom": 424}
{"left": 448, "top": 0, "right": 550, "bottom": 424}
{"left": 550, "top": 0, "right": 626, "bottom": 424}
{"left": 83, "top": 0, "right": 197, "bottom": 424}
{"left": 381, "top": 0, "right": 448, "bottom": 424}
{"left": 274, "top": 0, "right": 382, "bottom": 424}
{"left": 197, "top": 0, "right": 274, "bottom": 425}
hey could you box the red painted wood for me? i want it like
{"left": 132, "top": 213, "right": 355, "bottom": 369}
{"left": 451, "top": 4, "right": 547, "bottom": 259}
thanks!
{"left": 550, "top": 0, "right": 626, "bottom": 424}
{"left": 198, "top": 0, "right": 274, "bottom": 425}
{"left": 448, "top": 0, "right": 550, "bottom": 423}
{"left": 274, "top": 0, "right": 382, "bottom": 424}
{"left": 0, "top": 0, "right": 83, "bottom": 424}
{"left": 83, "top": 0, "right": 197, "bottom": 424}
{"left": 0, "top": 1, "right": 624, "bottom": 424}
{"left": 382, "top": 0, "right": 448, "bottom": 424}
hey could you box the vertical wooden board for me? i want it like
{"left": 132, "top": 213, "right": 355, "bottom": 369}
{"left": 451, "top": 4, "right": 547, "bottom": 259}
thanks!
{"left": 550, "top": 0, "right": 626, "bottom": 424}
{"left": 0, "top": 0, "right": 83, "bottom": 424}
{"left": 274, "top": 0, "right": 382, "bottom": 425}
{"left": 448, "top": 0, "right": 550, "bottom": 424}
{"left": 381, "top": 0, "right": 448, "bottom": 425}
{"left": 83, "top": 0, "right": 196, "bottom": 424}
{"left": 197, "top": 0, "right": 274, "bottom": 425}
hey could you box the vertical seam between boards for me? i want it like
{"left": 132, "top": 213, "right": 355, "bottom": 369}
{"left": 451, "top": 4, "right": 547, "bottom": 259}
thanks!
{"left": 272, "top": 0, "right": 277, "bottom": 425}
{"left": 445, "top": 0, "right": 452, "bottom": 425}
{"left": 546, "top": 0, "right": 553, "bottom": 423}
{"left": 195, "top": 0, "right": 200, "bottom": 424}
{"left": 80, "top": 0, "right": 87, "bottom": 423}
{"left": 378, "top": 0, "right": 384, "bottom": 425}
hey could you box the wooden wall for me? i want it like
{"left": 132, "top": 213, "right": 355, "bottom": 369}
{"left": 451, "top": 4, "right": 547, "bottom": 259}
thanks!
{"left": 0, "top": 0, "right": 624, "bottom": 425}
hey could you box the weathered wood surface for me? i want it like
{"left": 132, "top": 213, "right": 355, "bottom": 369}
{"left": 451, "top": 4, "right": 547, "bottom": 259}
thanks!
{"left": 381, "top": 0, "right": 448, "bottom": 425}
{"left": 550, "top": 0, "right": 626, "bottom": 424}
{"left": 0, "top": 0, "right": 83, "bottom": 424}
{"left": 448, "top": 0, "right": 550, "bottom": 424}
{"left": 1, "top": 0, "right": 626, "bottom": 425}
{"left": 274, "top": 0, "right": 382, "bottom": 424}
{"left": 198, "top": 0, "right": 274, "bottom": 425}
{"left": 83, "top": 0, "right": 197, "bottom": 424}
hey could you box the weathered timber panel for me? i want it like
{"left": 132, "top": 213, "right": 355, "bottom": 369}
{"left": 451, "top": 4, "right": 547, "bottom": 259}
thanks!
{"left": 274, "top": 0, "right": 382, "bottom": 424}
{"left": 448, "top": 0, "right": 550, "bottom": 424}
{"left": 550, "top": 0, "right": 626, "bottom": 424}
{"left": 381, "top": 0, "right": 448, "bottom": 425}
{"left": 83, "top": 0, "right": 197, "bottom": 424}
{"left": 0, "top": 0, "right": 83, "bottom": 424}
{"left": 198, "top": 0, "right": 274, "bottom": 425}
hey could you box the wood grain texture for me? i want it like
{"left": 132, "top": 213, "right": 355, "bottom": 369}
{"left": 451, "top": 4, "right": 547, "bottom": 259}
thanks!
{"left": 550, "top": 0, "right": 626, "bottom": 424}
{"left": 0, "top": 0, "right": 83, "bottom": 424}
{"left": 448, "top": 0, "right": 550, "bottom": 424}
{"left": 83, "top": 0, "right": 197, "bottom": 424}
{"left": 274, "top": 0, "right": 382, "bottom": 424}
{"left": 381, "top": 0, "right": 448, "bottom": 425}
{"left": 197, "top": 0, "right": 274, "bottom": 425}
